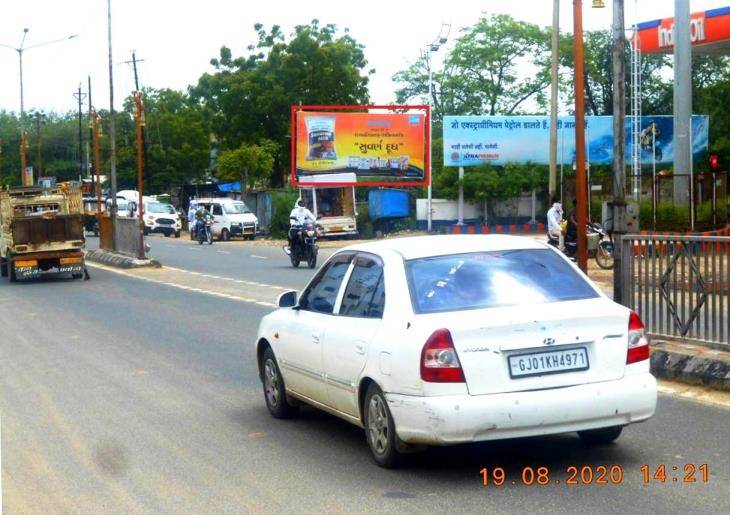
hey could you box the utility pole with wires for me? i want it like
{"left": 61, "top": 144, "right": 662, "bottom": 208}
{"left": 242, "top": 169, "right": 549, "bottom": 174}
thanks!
{"left": 123, "top": 51, "right": 145, "bottom": 91}
{"left": 124, "top": 51, "right": 149, "bottom": 182}
{"left": 87, "top": 76, "right": 92, "bottom": 179}
{"left": 73, "top": 85, "right": 87, "bottom": 180}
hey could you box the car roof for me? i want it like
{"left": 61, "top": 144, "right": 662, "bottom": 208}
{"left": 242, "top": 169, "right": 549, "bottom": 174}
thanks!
{"left": 193, "top": 198, "right": 240, "bottom": 203}
{"left": 337, "top": 234, "right": 547, "bottom": 260}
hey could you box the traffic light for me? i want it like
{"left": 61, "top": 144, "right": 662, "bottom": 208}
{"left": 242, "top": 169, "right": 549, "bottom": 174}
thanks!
{"left": 709, "top": 154, "right": 720, "bottom": 170}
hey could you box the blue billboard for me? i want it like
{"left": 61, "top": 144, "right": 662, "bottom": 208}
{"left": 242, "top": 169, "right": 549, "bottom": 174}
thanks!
{"left": 443, "top": 115, "right": 709, "bottom": 167}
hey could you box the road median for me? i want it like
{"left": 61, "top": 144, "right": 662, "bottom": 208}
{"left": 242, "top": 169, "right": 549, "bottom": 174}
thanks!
{"left": 650, "top": 339, "right": 730, "bottom": 391}
{"left": 85, "top": 249, "right": 161, "bottom": 269}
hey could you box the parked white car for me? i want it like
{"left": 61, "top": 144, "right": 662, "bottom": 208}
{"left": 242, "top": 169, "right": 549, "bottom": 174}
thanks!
{"left": 255, "top": 235, "right": 657, "bottom": 467}
{"left": 143, "top": 200, "right": 181, "bottom": 238}
{"left": 190, "top": 198, "right": 258, "bottom": 241}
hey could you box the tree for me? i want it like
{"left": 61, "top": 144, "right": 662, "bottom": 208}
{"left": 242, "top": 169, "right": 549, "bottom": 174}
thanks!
{"left": 191, "top": 20, "right": 372, "bottom": 186}
{"left": 114, "top": 88, "right": 211, "bottom": 193}
{"left": 217, "top": 141, "right": 275, "bottom": 200}
{"left": 394, "top": 14, "right": 552, "bottom": 119}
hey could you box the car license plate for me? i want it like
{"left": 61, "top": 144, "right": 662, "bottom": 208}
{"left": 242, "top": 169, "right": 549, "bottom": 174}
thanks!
{"left": 508, "top": 347, "right": 589, "bottom": 378}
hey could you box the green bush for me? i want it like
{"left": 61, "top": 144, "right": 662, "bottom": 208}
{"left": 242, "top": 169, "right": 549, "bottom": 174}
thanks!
{"left": 356, "top": 203, "right": 374, "bottom": 238}
{"left": 269, "top": 190, "right": 299, "bottom": 238}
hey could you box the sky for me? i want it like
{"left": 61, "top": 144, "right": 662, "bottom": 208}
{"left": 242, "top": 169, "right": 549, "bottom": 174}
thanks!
{"left": 0, "top": 0, "right": 728, "bottom": 115}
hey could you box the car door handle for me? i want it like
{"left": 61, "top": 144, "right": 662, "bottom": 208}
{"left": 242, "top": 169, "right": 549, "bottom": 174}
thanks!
{"left": 312, "top": 333, "right": 320, "bottom": 344}
{"left": 355, "top": 341, "right": 366, "bottom": 355}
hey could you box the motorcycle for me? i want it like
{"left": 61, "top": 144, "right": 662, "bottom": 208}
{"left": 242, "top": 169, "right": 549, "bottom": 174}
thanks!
{"left": 284, "top": 219, "right": 319, "bottom": 268}
{"left": 590, "top": 222, "right": 614, "bottom": 270}
{"left": 196, "top": 217, "right": 214, "bottom": 245}
{"left": 547, "top": 221, "right": 614, "bottom": 269}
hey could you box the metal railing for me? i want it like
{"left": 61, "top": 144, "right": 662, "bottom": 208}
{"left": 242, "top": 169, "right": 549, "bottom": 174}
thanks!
{"left": 621, "top": 234, "right": 730, "bottom": 349}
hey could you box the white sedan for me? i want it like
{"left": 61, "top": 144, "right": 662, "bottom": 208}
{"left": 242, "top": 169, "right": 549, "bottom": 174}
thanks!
{"left": 255, "top": 235, "right": 657, "bottom": 467}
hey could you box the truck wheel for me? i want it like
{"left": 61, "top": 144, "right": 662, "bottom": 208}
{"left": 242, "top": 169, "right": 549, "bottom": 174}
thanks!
{"left": 174, "top": 230, "right": 181, "bottom": 238}
{"left": 220, "top": 228, "right": 230, "bottom": 241}
{"left": 9, "top": 262, "right": 17, "bottom": 283}
{"left": 0, "top": 257, "right": 7, "bottom": 278}
{"left": 72, "top": 273, "right": 83, "bottom": 280}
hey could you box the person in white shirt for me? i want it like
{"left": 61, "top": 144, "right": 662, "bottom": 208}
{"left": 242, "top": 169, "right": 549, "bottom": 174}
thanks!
{"left": 289, "top": 199, "right": 316, "bottom": 226}
{"left": 287, "top": 199, "right": 317, "bottom": 251}
{"left": 547, "top": 200, "right": 564, "bottom": 250}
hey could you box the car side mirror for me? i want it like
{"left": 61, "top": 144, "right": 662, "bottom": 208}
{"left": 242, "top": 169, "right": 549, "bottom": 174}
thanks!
{"left": 278, "top": 290, "right": 298, "bottom": 308}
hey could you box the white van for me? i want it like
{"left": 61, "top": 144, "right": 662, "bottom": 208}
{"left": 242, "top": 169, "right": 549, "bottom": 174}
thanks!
{"left": 189, "top": 198, "right": 258, "bottom": 241}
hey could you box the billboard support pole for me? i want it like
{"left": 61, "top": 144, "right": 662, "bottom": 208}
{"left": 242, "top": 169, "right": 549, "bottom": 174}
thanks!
{"left": 457, "top": 166, "right": 464, "bottom": 225}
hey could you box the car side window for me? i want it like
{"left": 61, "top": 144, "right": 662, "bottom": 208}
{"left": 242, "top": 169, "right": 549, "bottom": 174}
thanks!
{"left": 339, "top": 255, "right": 385, "bottom": 318}
{"left": 212, "top": 204, "right": 223, "bottom": 216}
{"left": 298, "top": 254, "right": 353, "bottom": 314}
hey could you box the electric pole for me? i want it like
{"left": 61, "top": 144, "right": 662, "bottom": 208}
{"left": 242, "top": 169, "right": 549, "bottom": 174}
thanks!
{"left": 87, "top": 76, "right": 92, "bottom": 179}
{"left": 73, "top": 85, "right": 86, "bottom": 180}
{"left": 125, "top": 51, "right": 148, "bottom": 184}
{"left": 124, "top": 51, "right": 145, "bottom": 92}
{"left": 0, "top": 139, "right": 4, "bottom": 187}
{"left": 134, "top": 91, "right": 146, "bottom": 260}
{"left": 107, "top": 0, "right": 118, "bottom": 250}
{"left": 35, "top": 112, "right": 42, "bottom": 178}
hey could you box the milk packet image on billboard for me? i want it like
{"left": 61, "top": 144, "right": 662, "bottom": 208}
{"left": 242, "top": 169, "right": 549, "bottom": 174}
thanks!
{"left": 306, "top": 116, "right": 337, "bottom": 160}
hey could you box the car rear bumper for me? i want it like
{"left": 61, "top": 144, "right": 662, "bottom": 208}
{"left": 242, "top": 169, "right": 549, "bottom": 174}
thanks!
{"left": 386, "top": 373, "right": 657, "bottom": 445}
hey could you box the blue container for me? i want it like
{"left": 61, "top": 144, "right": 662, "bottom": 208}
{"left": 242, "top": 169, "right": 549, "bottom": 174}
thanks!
{"left": 368, "top": 189, "right": 410, "bottom": 219}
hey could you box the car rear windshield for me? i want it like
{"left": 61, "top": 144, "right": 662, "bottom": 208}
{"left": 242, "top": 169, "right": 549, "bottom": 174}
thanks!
{"left": 406, "top": 249, "right": 599, "bottom": 314}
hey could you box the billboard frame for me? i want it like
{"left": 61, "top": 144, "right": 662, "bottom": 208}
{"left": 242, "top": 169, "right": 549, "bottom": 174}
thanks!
{"left": 290, "top": 104, "right": 430, "bottom": 188}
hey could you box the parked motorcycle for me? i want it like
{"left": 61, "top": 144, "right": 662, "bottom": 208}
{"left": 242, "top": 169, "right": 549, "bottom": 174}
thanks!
{"left": 196, "top": 218, "right": 214, "bottom": 245}
{"left": 284, "top": 220, "right": 319, "bottom": 268}
{"left": 547, "top": 222, "right": 614, "bottom": 269}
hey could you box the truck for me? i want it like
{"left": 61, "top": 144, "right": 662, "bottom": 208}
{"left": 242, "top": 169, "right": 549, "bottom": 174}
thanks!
{"left": 298, "top": 173, "right": 357, "bottom": 237}
{"left": 0, "top": 184, "right": 87, "bottom": 282}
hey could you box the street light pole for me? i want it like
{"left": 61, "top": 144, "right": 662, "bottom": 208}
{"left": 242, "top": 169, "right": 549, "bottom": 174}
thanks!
{"left": 0, "top": 28, "right": 78, "bottom": 184}
{"left": 427, "top": 48, "right": 434, "bottom": 232}
{"left": 108, "top": 0, "right": 119, "bottom": 251}
{"left": 549, "top": 0, "right": 560, "bottom": 204}
{"left": 425, "top": 24, "right": 450, "bottom": 233}
{"left": 612, "top": 0, "right": 627, "bottom": 304}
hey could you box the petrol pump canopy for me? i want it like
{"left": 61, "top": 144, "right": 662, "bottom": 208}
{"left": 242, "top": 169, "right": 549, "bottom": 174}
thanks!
{"left": 636, "top": 6, "right": 730, "bottom": 55}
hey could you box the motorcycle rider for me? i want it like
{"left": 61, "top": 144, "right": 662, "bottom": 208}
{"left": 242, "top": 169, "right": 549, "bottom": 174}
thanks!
{"left": 194, "top": 205, "right": 213, "bottom": 240}
{"left": 547, "top": 199, "right": 564, "bottom": 250}
{"left": 287, "top": 198, "right": 316, "bottom": 253}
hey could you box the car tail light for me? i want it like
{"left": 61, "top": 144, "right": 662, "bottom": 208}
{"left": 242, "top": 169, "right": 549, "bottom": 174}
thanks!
{"left": 421, "top": 329, "right": 465, "bottom": 383}
{"left": 626, "top": 310, "right": 649, "bottom": 364}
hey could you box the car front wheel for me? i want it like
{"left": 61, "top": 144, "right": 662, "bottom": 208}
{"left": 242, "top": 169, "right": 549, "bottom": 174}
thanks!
{"left": 364, "top": 383, "right": 401, "bottom": 468}
{"left": 578, "top": 426, "right": 623, "bottom": 445}
{"left": 262, "top": 347, "right": 298, "bottom": 419}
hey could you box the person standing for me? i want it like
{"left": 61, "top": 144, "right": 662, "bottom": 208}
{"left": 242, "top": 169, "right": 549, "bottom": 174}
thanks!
{"left": 547, "top": 199, "right": 564, "bottom": 250}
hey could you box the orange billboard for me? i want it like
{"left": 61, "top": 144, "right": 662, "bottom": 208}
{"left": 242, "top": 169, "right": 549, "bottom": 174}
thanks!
{"left": 291, "top": 106, "right": 429, "bottom": 187}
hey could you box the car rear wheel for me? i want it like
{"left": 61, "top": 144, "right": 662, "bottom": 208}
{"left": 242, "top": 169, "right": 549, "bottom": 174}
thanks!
{"left": 578, "top": 426, "right": 623, "bottom": 445}
{"left": 220, "top": 228, "right": 230, "bottom": 242}
{"left": 262, "top": 347, "right": 298, "bottom": 419}
{"left": 364, "top": 383, "right": 401, "bottom": 468}
{"left": 174, "top": 230, "right": 181, "bottom": 238}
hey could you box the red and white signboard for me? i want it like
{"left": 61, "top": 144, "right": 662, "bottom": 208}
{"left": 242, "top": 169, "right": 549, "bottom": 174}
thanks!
{"left": 636, "top": 6, "right": 730, "bottom": 55}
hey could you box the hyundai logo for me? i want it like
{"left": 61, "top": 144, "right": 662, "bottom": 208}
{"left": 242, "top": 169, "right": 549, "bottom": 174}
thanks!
{"left": 543, "top": 338, "right": 556, "bottom": 346}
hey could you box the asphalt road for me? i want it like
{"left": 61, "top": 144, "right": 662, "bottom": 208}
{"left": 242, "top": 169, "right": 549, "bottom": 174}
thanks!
{"left": 1, "top": 236, "right": 729, "bottom": 514}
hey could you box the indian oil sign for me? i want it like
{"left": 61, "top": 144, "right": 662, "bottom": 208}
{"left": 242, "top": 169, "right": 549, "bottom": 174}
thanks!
{"left": 637, "top": 6, "right": 730, "bottom": 54}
